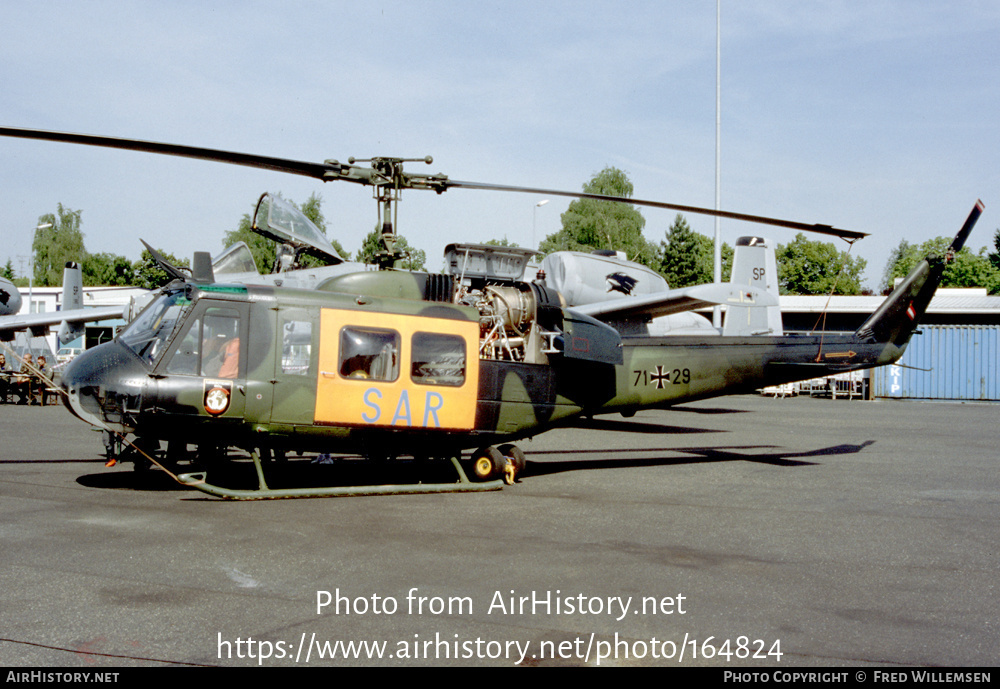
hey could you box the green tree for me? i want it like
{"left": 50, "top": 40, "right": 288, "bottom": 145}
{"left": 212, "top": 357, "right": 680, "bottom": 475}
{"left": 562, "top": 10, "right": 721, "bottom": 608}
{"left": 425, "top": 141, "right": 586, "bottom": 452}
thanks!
{"left": 32, "top": 204, "right": 86, "bottom": 286}
{"left": 223, "top": 192, "right": 346, "bottom": 272}
{"left": 484, "top": 236, "right": 518, "bottom": 247}
{"left": 2, "top": 259, "right": 14, "bottom": 280}
{"left": 882, "top": 236, "right": 1000, "bottom": 294}
{"left": 132, "top": 248, "right": 190, "bottom": 290}
{"left": 538, "top": 167, "right": 655, "bottom": 266}
{"left": 356, "top": 229, "right": 426, "bottom": 270}
{"left": 658, "top": 214, "right": 733, "bottom": 287}
{"left": 776, "top": 233, "right": 867, "bottom": 295}
{"left": 223, "top": 211, "right": 277, "bottom": 273}
{"left": 82, "top": 252, "right": 135, "bottom": 286}
{"left": 485, "top": 236, "right": 544, "bottom": 261}
{"left": 880, "top": 239, "right": 912, "bottom": 293}
{"left": 989, "top": 229, "right": 1000, "bottom": 271}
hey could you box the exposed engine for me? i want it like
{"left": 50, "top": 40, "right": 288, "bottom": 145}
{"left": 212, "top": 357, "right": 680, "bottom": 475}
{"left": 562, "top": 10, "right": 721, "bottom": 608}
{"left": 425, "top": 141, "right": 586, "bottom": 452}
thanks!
{"left": 445, "top": 243, "right": 563, "bottom": 364}
{"left": 455, "top": 281, "right": 562, "bottom": 364}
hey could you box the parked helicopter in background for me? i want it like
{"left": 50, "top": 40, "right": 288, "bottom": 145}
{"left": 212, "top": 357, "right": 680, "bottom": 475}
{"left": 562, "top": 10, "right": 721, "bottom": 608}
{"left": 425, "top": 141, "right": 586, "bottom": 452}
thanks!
{"left": 0, "top": 126, "right": 983, "bottom": 499}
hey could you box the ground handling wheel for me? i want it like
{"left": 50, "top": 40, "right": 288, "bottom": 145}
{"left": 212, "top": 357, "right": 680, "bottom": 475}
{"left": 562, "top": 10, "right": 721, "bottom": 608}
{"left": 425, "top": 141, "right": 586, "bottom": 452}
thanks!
{"left": 496, "top": 444, "right": 526, "bottom": 484}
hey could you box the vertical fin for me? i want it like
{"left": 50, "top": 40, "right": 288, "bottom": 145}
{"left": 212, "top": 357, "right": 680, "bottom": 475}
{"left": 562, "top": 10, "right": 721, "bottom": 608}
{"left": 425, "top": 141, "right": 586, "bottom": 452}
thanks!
{"left": 57, "top": 262, "right": 84, "bottom": 345}
{"left": 723, "top": 236, "right": 783, "bottom": 336}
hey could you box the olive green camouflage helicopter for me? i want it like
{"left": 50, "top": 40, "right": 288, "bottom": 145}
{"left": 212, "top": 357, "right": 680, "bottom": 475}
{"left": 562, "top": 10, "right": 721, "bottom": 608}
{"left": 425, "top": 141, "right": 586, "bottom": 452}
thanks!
{"left": 0, "top": 126, "right": 984, "bottom": 499}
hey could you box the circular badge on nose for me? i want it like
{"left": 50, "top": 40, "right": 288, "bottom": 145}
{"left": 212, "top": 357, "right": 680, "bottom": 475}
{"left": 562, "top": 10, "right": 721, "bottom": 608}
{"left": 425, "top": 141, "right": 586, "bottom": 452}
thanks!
{"left": 204, "top": 380, "right": 232, "bottom": 415}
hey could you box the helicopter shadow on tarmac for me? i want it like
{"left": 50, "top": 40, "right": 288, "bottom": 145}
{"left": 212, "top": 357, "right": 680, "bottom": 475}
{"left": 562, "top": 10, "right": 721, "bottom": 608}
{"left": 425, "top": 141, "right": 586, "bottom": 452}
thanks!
{"left": 518, "top": 439, "right": 876, "bottom": 479}
{"left": 557, "top": 416, "right": 732, "bottom": 435}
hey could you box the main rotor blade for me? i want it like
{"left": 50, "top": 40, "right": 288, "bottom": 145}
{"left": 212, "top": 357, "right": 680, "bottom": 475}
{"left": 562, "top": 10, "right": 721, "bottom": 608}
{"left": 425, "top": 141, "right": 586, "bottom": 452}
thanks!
{"left": 444, "top": 179, "right": 869, "bottom": 240}
{"left": 0, "top": 126, "right": 338, "bottom": 181}
{"left": 2, "top": 125, "right": 867, "bottom": 240}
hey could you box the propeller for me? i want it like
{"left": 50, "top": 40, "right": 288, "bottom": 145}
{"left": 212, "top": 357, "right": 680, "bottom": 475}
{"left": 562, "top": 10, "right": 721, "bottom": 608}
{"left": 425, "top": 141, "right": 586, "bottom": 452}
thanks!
{"left": 0, "top": 125, "right": 868, "bottom": 241}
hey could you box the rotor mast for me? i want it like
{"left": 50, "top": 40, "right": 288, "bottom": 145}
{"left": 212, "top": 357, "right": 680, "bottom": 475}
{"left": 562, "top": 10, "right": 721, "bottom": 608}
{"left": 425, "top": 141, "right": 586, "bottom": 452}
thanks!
{"left": 342, "top": 155, "right": 437, "bottom": 270}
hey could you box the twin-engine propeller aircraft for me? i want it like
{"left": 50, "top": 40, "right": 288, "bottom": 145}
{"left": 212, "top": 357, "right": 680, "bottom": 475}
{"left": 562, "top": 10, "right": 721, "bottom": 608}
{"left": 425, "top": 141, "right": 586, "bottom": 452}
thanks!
{"left": 0, "top": 126, "right": 984, "bottom": 499}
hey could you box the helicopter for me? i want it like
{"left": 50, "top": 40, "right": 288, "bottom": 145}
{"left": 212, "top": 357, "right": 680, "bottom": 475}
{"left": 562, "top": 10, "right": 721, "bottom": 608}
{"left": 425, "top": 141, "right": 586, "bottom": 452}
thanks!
{"left": 0, "top": 126, "right": 984, "bottom": 499}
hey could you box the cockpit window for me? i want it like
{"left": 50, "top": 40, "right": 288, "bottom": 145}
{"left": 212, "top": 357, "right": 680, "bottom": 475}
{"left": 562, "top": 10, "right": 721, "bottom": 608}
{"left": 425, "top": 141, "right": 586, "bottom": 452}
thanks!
{"left": 203, "top": 309, "right": 241, "bottom": 378}
{"left": 166, "top": 315, "right": 201, "bottom": 376}
{"left": 119, "top": 291, "right": 191, "bottom": 367}
{"left": 280, "top": 311, "right": 313, "bottom": 376}
{"left": 164, "top": 306, "right": 241, "bottom": 378}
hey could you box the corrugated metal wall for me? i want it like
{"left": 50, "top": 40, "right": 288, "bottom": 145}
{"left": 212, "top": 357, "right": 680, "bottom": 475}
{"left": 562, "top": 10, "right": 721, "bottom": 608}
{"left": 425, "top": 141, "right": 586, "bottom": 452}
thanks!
{"left": 873, "top": 325, "right": 1000, "bottom": 400}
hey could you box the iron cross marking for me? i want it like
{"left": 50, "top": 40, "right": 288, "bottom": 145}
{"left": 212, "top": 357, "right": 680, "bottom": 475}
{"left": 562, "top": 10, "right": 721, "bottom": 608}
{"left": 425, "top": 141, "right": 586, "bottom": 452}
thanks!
{"left": 649, "top": 365, "right": 669, "bottom": 389}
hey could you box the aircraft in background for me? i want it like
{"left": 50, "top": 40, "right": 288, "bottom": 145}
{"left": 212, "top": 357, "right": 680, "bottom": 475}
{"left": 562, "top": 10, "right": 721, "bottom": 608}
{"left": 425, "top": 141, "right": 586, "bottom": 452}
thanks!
{"left": 0, "top": 277, "right": 22, "bottom": 317}
{"left": 0, "top": 263, "right": 129, "bottom": 345}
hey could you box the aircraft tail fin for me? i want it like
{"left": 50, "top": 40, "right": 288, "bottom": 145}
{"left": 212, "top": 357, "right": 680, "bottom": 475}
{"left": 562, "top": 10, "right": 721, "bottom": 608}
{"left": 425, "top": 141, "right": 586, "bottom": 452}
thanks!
{"left": 57, "top": 262, "right": 84, "bottom": 345}
{"left": 723, "top": 236, "right": 783, "bottom": 336}
{"left": 855, "top": 200, "right": 984, "bottom": 348}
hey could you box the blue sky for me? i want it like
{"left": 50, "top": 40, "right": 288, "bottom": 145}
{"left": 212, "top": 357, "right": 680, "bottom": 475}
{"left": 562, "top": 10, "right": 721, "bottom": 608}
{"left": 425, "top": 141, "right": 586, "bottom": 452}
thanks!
{"left": 2, "top": 1, "right": 997, "bottom": 289}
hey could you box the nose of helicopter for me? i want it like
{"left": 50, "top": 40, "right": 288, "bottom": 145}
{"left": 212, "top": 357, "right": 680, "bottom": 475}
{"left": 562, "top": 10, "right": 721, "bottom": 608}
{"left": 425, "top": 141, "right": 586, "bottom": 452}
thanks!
{"left": 60, "top": 341, "right": 145, "bottom": 430}
{"left": 61, "top": 346, "right": 111, "bottom": 429}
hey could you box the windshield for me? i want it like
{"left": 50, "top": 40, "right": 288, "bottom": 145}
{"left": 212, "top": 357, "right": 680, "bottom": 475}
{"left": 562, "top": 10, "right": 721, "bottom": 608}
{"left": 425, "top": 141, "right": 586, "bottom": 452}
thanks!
{"left": 252, "top": 193, "right": 343, "bottom": 264}
{"left": 212, "top": 241, "right": 259, "bottom": 276}
{"left": 118, "top": 291, "right": 191, "bottom": 367}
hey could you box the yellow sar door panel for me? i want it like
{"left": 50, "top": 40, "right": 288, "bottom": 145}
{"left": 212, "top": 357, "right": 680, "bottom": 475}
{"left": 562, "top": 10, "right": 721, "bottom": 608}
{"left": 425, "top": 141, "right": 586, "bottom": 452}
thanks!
{"left": 315, "top": 308, "right": 479, "bottom": 430}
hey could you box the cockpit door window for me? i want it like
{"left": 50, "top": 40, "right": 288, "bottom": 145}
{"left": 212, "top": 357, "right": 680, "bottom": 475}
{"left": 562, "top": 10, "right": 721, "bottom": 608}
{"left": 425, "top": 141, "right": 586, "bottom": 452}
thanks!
{"left": 163, "top": 306, "right": 242, "bottom": 379}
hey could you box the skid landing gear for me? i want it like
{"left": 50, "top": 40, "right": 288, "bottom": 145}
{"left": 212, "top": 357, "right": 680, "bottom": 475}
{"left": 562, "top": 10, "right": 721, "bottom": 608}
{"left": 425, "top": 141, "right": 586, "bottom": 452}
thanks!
{"left": 177, "top": 452, "right": 506, "bottom": 500}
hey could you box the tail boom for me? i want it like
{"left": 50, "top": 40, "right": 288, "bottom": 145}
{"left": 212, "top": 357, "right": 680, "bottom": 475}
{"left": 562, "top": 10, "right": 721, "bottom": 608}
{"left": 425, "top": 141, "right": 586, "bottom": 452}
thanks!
{"left": 592, "top": 200, "right": 985, "bottom": 413}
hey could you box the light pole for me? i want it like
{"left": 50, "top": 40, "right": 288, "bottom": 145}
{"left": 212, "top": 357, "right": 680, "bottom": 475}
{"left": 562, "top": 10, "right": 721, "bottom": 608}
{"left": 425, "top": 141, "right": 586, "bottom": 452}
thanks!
{"left": 713, "top": 0, "right": 722, "bottom": 328}
{"left": 532, "top": 199, "right": 549, "bottom": 252}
